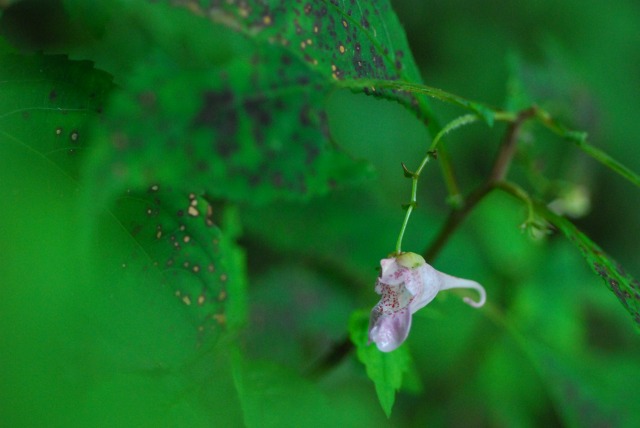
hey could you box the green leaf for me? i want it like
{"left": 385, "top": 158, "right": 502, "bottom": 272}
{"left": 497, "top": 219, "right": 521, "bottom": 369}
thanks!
{"left": 504, "top": 52, "right": 533, "bottom": 113}
{"left": 537, "top": 204, "right": 640, "bottom": 327}
{"left": 349, "top": 308, "right": 412, "bottom": 417}
{"left": 0, "top": 129, "right": 248, "bottom": 426}
{"left": 61, "top": 0, "right": 431, "bottom": 204}
{"left": 75, "top": 1, "right": 370, "bottom": 204}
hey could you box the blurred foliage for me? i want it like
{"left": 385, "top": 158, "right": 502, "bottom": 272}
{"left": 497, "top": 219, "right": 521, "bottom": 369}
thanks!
{"left": 1, "top": 0, "right": 640, "bottom": 427}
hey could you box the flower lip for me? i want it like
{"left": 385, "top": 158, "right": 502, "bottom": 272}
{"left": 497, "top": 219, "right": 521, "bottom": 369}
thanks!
{"left": 368, "top": 252, "right": 486, "bottom": 352}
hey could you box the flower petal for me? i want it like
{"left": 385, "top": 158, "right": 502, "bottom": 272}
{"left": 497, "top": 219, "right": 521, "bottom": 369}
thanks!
{"left": 406, "top": 261, "right": 441, "bottom": 311}
{"left": 437, "top": 271, "right": 486, "bottom": 308}
{"left": 368, "top": 305, "right": 412, "bottom": 352}
{"left": 379, "top": 258, "right": 408, "bottom": 287}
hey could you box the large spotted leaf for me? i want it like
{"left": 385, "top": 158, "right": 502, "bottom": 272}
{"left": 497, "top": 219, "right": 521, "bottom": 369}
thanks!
{"left": 62, "top": 0, "right": 430, "bottom": 203}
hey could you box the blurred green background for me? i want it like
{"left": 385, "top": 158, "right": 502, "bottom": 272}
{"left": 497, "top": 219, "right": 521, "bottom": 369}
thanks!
{"left": 1, "top": 0, "right": 640, "bottom": 426}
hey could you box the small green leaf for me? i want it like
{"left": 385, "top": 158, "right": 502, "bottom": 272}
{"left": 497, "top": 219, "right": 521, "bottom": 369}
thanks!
{"left": 504, "top": 52, "right": 533, "bottom": 113}
{"left": 349, "top": 308, "right": 412, "bottom": 417}
{"left": 537, "top": 204, "right": 640, "bottom": 327}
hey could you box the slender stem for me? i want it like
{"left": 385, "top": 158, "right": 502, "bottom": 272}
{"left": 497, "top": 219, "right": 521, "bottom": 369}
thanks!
{"left": 494, "top": 181, "right": 535, "bottom": 214}
{"left": 395, "top": 204, "right": 414, "bottom": 254}
{"left": 395, "top": 114, "right": 479, "bottom": 254}
{"left": 341, "top": 78, "right": 640, "bottom": 188}
{"left": 424, "top": 182, "right": 495, "bottom": 263}
{"left": 424, "top": 108, "right": 535, "bottom": 262}
{"left": 436, "top": 144, "right": 463, "bottom": 204}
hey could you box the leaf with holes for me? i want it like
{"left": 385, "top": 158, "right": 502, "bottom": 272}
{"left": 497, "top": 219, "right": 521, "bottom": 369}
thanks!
{"left": 538, "top": 204, "right": 640, "bottom": 328}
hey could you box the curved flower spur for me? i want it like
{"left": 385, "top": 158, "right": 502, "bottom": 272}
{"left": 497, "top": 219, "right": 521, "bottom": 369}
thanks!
{"left": 368, "top": 252, "right": 486, "bottom": 352}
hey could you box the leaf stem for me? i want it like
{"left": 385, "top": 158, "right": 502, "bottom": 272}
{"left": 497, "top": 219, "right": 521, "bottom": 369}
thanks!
{"left": 395, "top": 114, "right": 479, "bottom": 254}
{"left": 424, "top": 108, "right": 535, "bottom": 261}
{"left": 341, "top": 78, "right": 640, "bottom": 189}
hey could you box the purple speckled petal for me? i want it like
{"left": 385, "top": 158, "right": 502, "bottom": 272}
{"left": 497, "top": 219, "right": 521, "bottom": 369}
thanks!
{"left": 368, "top": 305, "right": 412, "bottom": 352}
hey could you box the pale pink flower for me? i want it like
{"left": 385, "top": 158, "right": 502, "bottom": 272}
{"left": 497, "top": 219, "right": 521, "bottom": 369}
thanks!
{"left": 368, "top": 252, "right": 486, "bottom": 352}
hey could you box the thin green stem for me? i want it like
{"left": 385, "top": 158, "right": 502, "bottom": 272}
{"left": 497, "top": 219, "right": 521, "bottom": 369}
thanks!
{"left": 424, "top": 108, "right": 535, "bottom": 261}
{"left": 534, "top": 108, "right": 640, "bottom": 187}
{"left": 341, "top": 78, "right": 640, "bottom": 189}
{"left": 338, "top": 79, "right": 494, "bottom": 118}
{"left": 435, "top": 145, "right": 463, "bottom": 205}
{"left": 395, "top": 114, "right": 479, "bottom": 254}
{"left": 494, "top": 181, "right": 534, "bottom": 215}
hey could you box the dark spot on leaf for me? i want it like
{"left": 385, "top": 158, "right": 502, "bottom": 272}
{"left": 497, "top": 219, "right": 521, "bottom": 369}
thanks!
{"left": 138, "top": 91, "right": 157, "bottom": 110}
{"left": 299, "top": 105, "right": 312, "bottom": 127}
{"left": 194, "top": 90, "right": 238, "bottom": 158}
{"left": 281, "top": 55, "right": 292, "bottom": 65}
{"left": 243, "top": 97, "right": 272, "bottom": 144}
{"left": 305, "top": 143, "right": 320, "bottom": 165}
{"left": 272, "top": 172, "right": 284, "bottom": 188}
